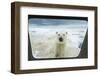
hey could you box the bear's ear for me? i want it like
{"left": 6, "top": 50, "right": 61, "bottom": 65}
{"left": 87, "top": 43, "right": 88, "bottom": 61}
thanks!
{"left": 56, "top": 32, "right": 58, "bottom": 34}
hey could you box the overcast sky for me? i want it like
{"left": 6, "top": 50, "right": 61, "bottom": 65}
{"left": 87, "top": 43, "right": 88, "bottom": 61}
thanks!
{"left": 28, "top": 18, "right": 88, "bottom": 28}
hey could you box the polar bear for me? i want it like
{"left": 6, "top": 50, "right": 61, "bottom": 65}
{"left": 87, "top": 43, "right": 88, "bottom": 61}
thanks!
{"left": 55, "top": 32, "right": 80, "bottom": 58}
{"left": 55, "top": 32, "right": 67, "bottom": 57}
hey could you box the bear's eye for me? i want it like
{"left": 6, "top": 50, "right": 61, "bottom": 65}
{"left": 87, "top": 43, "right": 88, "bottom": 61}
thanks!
{"left": 66, "top": 32, "right": 68, "bottom": 34}
{"left": 58, "top": 34, "right": 60, "bottom": 36}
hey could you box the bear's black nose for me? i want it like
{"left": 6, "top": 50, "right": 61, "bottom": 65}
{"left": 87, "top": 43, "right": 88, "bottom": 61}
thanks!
{"left": 59, "top": 37, "right": 63, "bottom": 42}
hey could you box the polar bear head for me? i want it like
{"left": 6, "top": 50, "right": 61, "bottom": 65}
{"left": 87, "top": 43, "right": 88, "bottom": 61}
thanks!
{"left": 56, "top": 32, "right": 68, "bottom": 44}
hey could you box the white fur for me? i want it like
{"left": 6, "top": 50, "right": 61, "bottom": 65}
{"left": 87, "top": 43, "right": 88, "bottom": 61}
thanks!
{"left": 55, "top": 32, "right": 80, "bottom": 58}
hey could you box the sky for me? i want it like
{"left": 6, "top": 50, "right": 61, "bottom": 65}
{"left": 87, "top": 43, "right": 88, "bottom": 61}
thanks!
{"left": 28, "top": 18, "right": 88, "bottom": 29}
